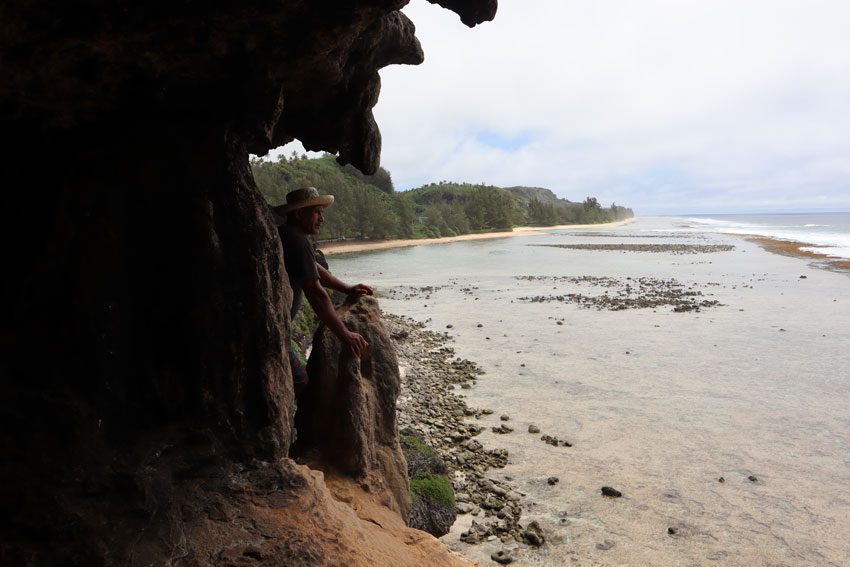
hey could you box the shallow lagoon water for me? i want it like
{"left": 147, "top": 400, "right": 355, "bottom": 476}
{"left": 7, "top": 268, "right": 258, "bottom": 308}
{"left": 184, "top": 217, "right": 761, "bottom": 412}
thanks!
{"left": 329, "top": 217, "right": 850, "bottom": 566}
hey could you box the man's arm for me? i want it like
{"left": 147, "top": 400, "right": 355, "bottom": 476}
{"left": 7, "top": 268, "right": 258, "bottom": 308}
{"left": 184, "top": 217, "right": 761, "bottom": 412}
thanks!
{"left": 301, "top": 277, "right": 369, "bottom": 358}
{"left": 317, "top": 264, "right": 373, "bottom": 297}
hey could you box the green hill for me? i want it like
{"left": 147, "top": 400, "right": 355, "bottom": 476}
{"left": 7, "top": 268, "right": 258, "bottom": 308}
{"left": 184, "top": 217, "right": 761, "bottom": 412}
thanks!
{"left": 252, "top": 153, "right": 415, "bottom": 240}
{"left": 251, "top": 155, "right": 633, "bottom": 241}
{"left": 504, "top": 186, "right": 571, "bottom": 206}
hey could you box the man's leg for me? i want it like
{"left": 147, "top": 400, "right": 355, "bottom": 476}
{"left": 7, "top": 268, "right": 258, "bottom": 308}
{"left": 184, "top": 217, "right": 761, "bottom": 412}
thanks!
{"left": 288, "top": 347, "right": 309, "bottom": 397}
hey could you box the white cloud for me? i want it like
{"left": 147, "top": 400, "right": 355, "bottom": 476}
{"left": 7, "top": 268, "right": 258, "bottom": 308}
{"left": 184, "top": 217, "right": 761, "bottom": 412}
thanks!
{"left": 274, "top": 0, "right": 850, "bottom": 214}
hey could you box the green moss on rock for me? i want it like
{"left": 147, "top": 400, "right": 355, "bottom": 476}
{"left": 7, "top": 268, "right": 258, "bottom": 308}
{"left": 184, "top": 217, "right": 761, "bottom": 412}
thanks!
{"left": 400, "top": 432, "right": 434, "bottom": 460}
{"left": 410, "top": 472, "right": 455, "bottom": 508}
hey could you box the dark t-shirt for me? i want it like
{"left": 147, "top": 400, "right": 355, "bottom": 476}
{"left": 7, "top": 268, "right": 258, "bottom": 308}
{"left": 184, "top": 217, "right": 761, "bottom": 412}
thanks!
{"left": 280, "top": 222, "right": 319, "bottom": 320}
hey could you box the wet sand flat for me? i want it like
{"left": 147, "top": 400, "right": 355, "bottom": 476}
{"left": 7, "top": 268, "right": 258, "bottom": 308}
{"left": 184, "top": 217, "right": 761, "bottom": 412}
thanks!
{"left": 329, "top": 217, "right": 850, "bottom": 566}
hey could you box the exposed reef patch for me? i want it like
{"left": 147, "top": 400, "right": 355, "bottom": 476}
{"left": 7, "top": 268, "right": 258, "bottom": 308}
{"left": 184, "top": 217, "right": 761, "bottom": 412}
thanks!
{"left": 555, "top": 232, "right": 704, "bottom": 239}
{"left": 516, "top": 275, "right": 723, "bottom": 312}
{"left": 741, "top": 235, "right": 850, "bottom": 273}
{"left": 532, "top": 243, "right": 735, "bottom": 254}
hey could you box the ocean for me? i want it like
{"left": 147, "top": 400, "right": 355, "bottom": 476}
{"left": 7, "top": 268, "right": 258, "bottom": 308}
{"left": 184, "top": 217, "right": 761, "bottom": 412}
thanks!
{"left": 676, "top": 212, "right": 850, "bottom": 260}
{"left": 327, "top": 215, "right": 850, "bottom": 566}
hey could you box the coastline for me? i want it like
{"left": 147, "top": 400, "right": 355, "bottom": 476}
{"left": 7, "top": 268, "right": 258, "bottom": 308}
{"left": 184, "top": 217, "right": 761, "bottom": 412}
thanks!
{"left": 385, "top": 313, "right": 530, "bottom": 563}
{"left": 319, "top": 218, "right": 635, "bottom": 256}
{"left": 331, "top": 217, "right": 850, "bottom": 565}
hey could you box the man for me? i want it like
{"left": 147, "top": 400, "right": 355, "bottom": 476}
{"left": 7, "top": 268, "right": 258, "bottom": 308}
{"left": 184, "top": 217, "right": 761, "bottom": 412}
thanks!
{"left": 274, "top": 186, "right": 373, "bottom": 397}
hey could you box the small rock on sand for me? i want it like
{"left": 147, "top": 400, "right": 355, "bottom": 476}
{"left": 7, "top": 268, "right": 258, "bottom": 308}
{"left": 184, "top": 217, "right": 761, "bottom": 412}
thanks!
{"left": 491, "top": 550, "right": 515, "bottom": 564}
{"left": 528, "top": 425, "right": 540, "bottom": 434}
{"left": 601, "top": 486, "right": 622, "bottom": 498}
{"left": 547, "top": 476, "right": 559, "bottom": 485}
{"left": 500, "top": 414, "right": 510, "bottom": 421}
{"left": 748, "top": 475, "right": 758, "bottom": 482}
{"left": 541, "top": 434, "right": 571, "bottom": 447}
{"left": 522, "top": 521, "right": 545, "bottom": 546}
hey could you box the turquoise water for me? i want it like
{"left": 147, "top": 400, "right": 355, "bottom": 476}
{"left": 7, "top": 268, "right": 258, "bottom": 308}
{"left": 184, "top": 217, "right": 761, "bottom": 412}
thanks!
{"left": 328, "top": 217, "right": 850, "bottom": 566}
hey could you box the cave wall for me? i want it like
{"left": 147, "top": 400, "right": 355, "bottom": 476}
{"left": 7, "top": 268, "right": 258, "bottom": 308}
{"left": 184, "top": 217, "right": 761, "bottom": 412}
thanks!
{"left": 1, "top": 1, "right": 496, "bottom": 564}
{"left": 2, "top": 107, "right": 298, "bottom": 566}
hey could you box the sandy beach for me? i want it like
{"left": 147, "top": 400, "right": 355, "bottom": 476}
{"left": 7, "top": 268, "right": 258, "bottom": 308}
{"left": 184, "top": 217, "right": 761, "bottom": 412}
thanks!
{"left": 319, "top": 218, "right": 635, "bottom": 256}
{"left": 330, "top": 216, "right": 850, "bottom": 566}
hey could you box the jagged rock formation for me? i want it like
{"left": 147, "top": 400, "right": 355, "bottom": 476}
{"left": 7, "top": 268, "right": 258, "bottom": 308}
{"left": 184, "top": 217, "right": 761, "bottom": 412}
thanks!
{"left": 1, "top": 0, "right": 495, "bottom": 173}
{"left": 1, "top": 1, "right": 495, "bottom": 565}
{"left": 295, "top": 296, "right": 410, "bottom": 518}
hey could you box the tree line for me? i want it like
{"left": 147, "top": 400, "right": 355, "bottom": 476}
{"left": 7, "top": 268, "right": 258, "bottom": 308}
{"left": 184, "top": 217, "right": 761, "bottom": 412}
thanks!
{"left": 250, "top": 153, "right": 634, "bottom": 241}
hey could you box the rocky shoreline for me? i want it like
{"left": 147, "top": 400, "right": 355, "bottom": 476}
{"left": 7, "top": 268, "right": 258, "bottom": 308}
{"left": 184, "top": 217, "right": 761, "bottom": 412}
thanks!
{"left": 385, "top": 312, "right": 558, "bottom": 564}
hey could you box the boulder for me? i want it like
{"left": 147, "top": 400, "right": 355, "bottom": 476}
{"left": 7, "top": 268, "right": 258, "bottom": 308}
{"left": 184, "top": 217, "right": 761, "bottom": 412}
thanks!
{"left": 296, "top": 296, "right": 411, "bottom": 517}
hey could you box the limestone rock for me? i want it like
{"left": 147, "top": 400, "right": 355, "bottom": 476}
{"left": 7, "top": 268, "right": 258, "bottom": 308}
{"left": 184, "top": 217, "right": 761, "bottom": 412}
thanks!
{"left": 409, "top": 497, "right": 456, "bottom": 538}
{"left": 431, "top": 0, "right": 498, "bottom": 26}
{"left": 297, "top": 296, "right": 410, "bottom": 517}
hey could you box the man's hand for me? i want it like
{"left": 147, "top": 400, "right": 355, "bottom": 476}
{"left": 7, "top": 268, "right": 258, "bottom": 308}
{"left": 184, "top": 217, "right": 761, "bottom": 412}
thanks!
{"left": 344, "top": 330, "right": 369, "bottom": 358}
{"left": 347, "top": 283, "right": 374, "bottom": 297}
{"left": 302, "top": 277, "right": 371, "bottom": 358}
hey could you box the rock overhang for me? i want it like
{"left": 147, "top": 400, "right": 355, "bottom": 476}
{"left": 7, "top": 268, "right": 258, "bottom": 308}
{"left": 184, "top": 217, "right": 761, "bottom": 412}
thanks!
{"left": 1, "top": 0, "right": 498, "bottom": 173}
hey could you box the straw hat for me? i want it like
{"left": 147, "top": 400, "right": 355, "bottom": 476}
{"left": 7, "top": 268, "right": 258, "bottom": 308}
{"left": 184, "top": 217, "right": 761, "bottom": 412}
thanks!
{"left": 273, "top": 187, "right": 334, "bottom": 215}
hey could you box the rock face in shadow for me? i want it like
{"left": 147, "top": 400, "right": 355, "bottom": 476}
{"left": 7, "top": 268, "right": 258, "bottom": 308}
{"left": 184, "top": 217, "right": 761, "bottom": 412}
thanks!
{"left": 297, "top": 297, "right": 410, "bottom": 519}
{"left": 1, "top": 0, "right": 496, "bottom": 174}
{"left": 2, "top": 127, "right": 297, "bottom": 565}
{"left": 1, "top": 0, "right": 495, "bottom": 564}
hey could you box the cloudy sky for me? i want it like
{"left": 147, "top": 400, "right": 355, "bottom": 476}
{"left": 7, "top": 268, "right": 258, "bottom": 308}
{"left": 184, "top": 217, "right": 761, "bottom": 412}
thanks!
{"left": 273, "top": 0, "right": 850, "bottom": 215}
